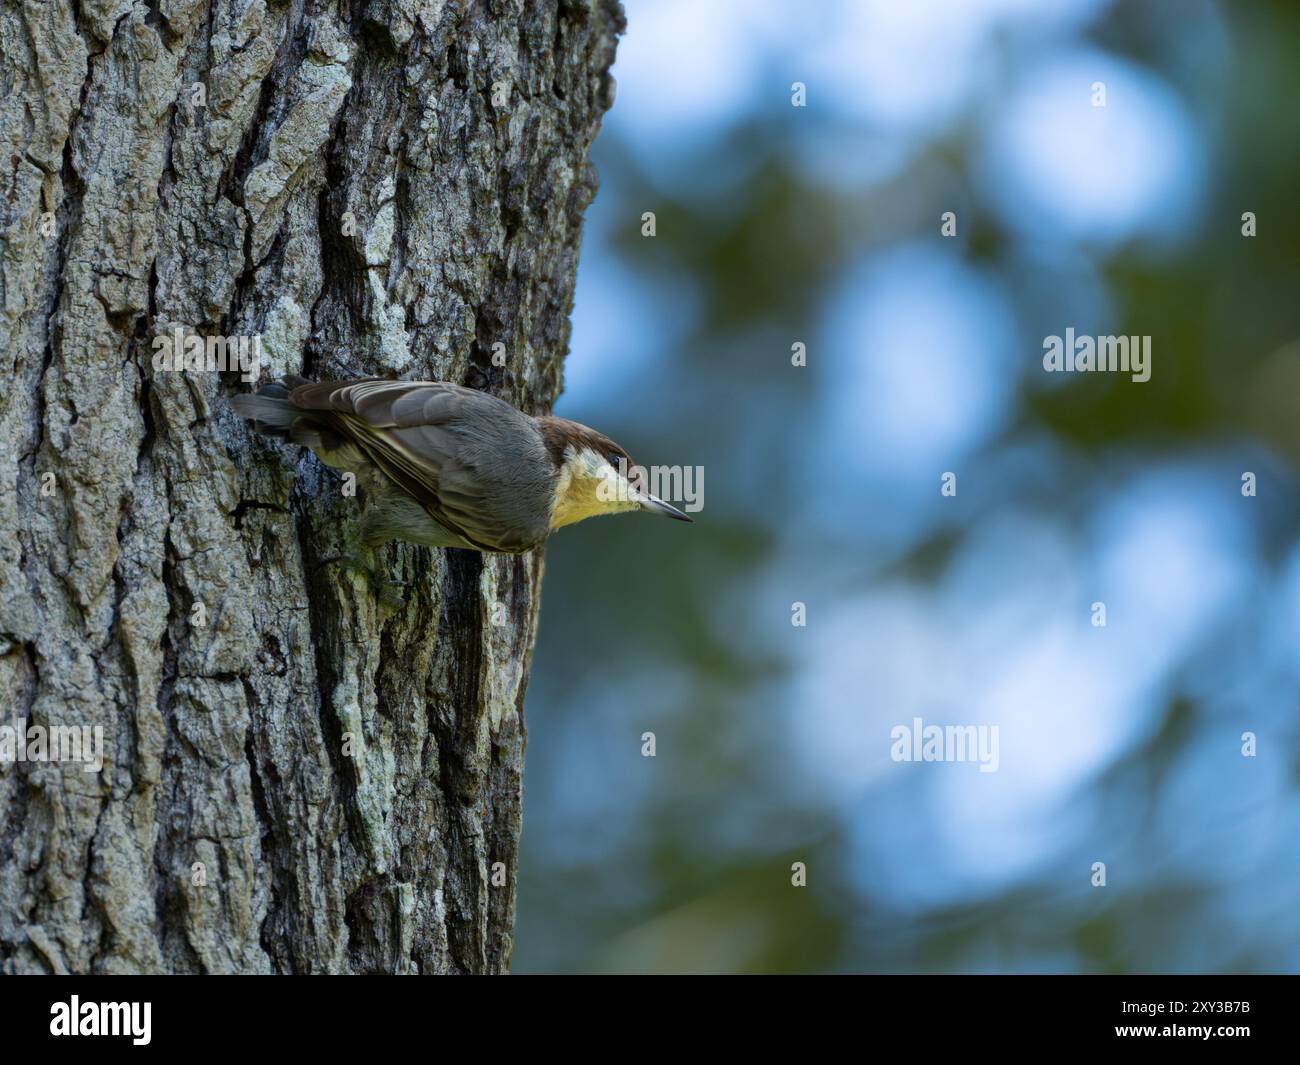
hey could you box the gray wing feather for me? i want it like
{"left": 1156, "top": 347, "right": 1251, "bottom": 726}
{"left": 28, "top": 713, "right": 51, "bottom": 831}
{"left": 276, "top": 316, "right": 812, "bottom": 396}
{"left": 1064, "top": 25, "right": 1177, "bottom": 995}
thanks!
{"left": 287, "top": 379, "right": 554, "bottom": 552}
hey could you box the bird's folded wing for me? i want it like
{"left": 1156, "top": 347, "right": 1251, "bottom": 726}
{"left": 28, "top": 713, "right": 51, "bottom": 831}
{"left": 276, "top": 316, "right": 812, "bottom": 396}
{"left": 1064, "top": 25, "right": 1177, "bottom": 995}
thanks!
{"left": 287, "top": 378, "right": 545, "bottom": 552}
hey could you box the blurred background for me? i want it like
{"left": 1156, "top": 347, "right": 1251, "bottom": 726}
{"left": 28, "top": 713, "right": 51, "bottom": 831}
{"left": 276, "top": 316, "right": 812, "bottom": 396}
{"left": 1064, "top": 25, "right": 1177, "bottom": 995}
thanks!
{"left": 514, "top": 0, "right": 1300, "bottom": 973}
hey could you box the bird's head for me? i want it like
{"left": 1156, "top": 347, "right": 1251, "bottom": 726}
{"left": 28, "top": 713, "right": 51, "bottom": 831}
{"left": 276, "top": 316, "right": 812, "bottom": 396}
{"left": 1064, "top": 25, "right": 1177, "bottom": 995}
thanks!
{"left": 537, "top": 416, "right": 694, "bottom": 530}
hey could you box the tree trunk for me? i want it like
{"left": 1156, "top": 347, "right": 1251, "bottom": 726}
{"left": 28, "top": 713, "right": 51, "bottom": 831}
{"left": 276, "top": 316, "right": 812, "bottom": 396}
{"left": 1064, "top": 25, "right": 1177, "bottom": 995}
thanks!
{"left": 0, "top": 0, "right": 622, "bottom": 974}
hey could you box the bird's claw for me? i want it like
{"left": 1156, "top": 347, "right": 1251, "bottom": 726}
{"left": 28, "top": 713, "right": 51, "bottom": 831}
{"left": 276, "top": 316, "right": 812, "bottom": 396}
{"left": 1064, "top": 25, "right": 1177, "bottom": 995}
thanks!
{"left": 318, "top": 550, "right": 406, "bottom": 611}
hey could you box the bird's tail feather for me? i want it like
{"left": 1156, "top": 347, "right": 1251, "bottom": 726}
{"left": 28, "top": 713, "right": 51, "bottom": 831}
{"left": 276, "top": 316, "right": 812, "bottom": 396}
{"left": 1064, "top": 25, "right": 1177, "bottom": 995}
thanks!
{"left": 231, "top": 378, "right": 306, "bottom": 440}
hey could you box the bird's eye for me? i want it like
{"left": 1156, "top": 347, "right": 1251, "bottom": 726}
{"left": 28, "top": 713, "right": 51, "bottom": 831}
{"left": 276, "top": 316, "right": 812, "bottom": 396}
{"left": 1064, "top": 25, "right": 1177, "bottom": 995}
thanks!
{"left": 607, "top": 454, "right": 624, "bottom": 470}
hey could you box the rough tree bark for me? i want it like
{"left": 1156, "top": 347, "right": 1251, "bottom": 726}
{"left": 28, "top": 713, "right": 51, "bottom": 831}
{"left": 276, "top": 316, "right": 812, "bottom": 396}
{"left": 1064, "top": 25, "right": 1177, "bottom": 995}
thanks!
{"left": 0, "top": 0, "right": 623, "bottom": 974}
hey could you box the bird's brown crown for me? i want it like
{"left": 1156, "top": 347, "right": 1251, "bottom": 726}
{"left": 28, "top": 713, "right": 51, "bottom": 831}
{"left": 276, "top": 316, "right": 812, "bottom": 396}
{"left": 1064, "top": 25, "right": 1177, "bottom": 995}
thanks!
{"left": 535, "top": 416, "right": 635, "bottom": 473}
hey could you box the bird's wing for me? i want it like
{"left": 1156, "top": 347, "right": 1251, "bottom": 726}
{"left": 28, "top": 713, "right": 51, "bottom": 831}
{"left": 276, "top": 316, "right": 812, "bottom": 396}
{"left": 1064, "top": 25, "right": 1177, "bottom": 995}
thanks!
{"left": 287, "top": 379, "right": 553, "bottom": 552}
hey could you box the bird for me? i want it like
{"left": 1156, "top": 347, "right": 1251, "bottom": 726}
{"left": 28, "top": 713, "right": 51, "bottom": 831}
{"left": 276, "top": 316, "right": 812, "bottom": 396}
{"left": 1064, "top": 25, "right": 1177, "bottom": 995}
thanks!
{"left": 232, "top": 376, "right": 693, "bottom": 555}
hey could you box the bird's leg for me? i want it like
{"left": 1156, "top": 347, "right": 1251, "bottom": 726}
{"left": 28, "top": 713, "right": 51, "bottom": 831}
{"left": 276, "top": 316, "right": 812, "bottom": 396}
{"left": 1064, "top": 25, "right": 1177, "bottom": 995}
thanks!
{"left": 317, "top": 542, "right": 406, "bottom": 613}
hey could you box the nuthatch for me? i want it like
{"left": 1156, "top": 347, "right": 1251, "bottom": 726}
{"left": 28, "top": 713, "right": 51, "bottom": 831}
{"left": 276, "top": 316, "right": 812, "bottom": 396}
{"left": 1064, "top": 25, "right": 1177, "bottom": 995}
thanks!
{"left": 232, "top": 376, "right": 692, "bottom": 553}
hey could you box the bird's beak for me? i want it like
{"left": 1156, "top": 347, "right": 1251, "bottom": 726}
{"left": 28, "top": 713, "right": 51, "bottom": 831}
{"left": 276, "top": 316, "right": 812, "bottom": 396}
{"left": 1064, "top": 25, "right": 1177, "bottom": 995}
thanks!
{"left": 639, "top": 493, "right": 695, "bottom": 523}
